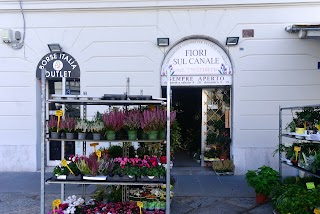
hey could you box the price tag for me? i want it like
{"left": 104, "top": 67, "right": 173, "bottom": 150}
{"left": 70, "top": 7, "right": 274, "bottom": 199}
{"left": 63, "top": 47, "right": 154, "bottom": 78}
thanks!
{"left": 61, "top": 159, "right": 74, "bottom": 175}
{"left": 294, "top": 146, "right": 301, "bottom": 152}
{"left": 52, "top": 199, "right": 61, "bottom": 210}
{"left": 137, "top": 201, "right": 143, "bottom": 214}
{"left": 314, "top": 208, "right": 320, "bottom": 214}
{"left": 294, "top": 146, "right": 301, "bottom": 161}
{"left": 55, "top": 110, "right": 63, "bottom": 132}
{"left": 96, "top": 150, "right": 101, "bottom": 161}
{"left": 306, "top": 182, "right": 316, "bottom": 190}
{"left": 55, "top": 110, "right": 63, "bottom": 117}
{"left": 90, "top": 143, "right": 99, "bottom": 152}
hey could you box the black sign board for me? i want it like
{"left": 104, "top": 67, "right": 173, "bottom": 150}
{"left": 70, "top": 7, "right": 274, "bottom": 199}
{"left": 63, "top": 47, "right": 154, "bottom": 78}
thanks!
{"left": 36, "top": 52, "right": 80, "bottom": 79}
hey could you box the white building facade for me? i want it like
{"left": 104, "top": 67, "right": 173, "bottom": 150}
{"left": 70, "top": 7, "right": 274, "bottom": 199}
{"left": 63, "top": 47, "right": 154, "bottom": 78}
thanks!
{"left": 1, "top": 0, "right": 320, "bottom": 173}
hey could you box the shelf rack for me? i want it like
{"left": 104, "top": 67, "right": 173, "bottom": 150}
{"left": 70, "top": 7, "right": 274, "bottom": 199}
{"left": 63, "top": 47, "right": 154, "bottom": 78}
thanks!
{"left": 279, "top": 104, "right": 320, "bottom": 178}
{"left": 40, "top": 77, "right": 171, "bottom": 213}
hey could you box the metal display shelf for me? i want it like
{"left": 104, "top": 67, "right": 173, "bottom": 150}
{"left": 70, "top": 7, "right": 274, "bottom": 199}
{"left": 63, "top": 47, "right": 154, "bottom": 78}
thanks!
{"left": 47, "top": 99, "right": 166, "bottom": 106}
{"left": 41, "top": 72, "right": 172, "bottom": 214}
{"left": 47, "top": 138, "right": 166, "bottom": 143}
{"left": 282, "top": 162, "right": 320, "bottom": 179}
{"left": 279, "top": 104, "right": 320, "bottom": 179}
{"left": 46, "top": 178, "right": 165, "bottom": 186}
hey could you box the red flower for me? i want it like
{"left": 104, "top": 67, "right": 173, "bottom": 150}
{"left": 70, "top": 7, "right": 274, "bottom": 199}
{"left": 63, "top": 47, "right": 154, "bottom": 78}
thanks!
{"left": 160, "top": 156, "right": 166, "bottom": 164}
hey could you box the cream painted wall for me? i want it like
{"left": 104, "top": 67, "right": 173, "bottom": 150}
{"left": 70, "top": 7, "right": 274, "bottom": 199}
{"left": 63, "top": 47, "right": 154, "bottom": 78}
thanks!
{"left": 0, "top": 1, "right": 320, "bottom": 172}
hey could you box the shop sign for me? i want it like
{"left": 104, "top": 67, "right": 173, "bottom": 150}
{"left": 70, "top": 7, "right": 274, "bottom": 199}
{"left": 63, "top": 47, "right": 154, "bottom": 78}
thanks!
{"left": 36, "top": 52, "right": 80, "bottom": 79}
{"left": 161, "top": 75, "right": 232, "bottom": 86}
{"left": 161, "top": 39, "right": 233, "bottom": 86}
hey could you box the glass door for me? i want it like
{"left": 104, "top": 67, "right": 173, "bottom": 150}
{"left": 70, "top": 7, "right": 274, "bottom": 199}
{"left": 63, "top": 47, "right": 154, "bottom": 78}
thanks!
{"left": 201, "top": 88, "right": 231, "bottom": 166}
{"left": 46, "top": 79, "right": 80, "bottom": 166}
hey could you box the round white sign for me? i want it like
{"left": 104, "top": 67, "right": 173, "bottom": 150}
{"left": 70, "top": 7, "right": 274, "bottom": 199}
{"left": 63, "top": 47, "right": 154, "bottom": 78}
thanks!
{"left": 53, "top": 60, "right": 64, "bottom": 71}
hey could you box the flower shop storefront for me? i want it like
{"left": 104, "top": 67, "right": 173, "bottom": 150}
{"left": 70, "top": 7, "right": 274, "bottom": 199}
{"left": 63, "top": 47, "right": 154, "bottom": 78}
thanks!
{"left": 160, "top": 37, "right": 233, "bottom": 166}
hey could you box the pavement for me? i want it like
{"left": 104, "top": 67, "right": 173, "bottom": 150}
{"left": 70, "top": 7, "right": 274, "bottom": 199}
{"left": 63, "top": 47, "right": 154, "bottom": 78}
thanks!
{"left": 0, "top": 152, "right": 274, "bottom": 213}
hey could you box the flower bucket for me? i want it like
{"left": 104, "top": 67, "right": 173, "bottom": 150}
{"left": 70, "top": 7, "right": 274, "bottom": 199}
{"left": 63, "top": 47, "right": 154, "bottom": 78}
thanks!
{"left": 127, "top": 130, "right": 137, "bottom": 140}
{"left": 93, "top": 133, "right": 101, "bottom": 140}
{"left": 66, "top": 133, "right": 75, "bottom": 140}
{"left": 51, "top": 132, "right": 60, "bottom": 139}
{"left": 78, "top": 132, "right": 86, "bottom": 140}
{"left": 159, "top": 129, "right": 166, "bottom": 140}
{"left": 148, "top": 130, "right": 158, "bottom": 140}
{"left": 106, "top": 130, "right": 116, "bottom": 140}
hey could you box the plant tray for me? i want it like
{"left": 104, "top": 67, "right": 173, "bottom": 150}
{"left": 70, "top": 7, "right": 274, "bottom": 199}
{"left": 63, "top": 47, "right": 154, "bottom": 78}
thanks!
{"left": 83, "top": 175, "right": 107, "bottom": 181}
{"left": 102, "top": 94, "right": 127, "bottom": 100}
{"left": 66, "top": 174, "right": 83, "bottom": 181}
{"left": 215, "top": 171, "right": 234, "bottom": 176}
{"left": 137, "top": 176, "right": 166, "bottom": 183}
{"left": 127, "top": 95, "right": 152, "bottom": 100}
{"left": 107, "top": 175, "right": 136, "bottom": 182}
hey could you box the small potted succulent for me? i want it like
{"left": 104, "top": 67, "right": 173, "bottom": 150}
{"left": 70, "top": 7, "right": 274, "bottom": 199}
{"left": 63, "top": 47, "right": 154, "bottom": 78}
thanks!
{"left": 103, "top": 110, "right": 125, "bottom": 140}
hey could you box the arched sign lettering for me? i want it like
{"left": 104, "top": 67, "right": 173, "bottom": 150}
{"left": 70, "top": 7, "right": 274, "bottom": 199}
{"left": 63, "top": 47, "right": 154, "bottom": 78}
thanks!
{"left": 36, "top": 52, "right": 80, "bottom": 79}
{"left": 161, "top": 39, "right": 232, "bottom": 86}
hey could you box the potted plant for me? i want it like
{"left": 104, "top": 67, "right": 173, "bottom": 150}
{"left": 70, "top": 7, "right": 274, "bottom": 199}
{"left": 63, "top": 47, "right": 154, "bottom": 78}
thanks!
{"left": 123, "top": 109, "right": 141, "bottom": 140}
{"left": 48, "top": 115, "right": 60, "bottom": 139}
{"left": 75, "top": 119, "right": 88, "bottom": 140}
{"left": 212, "top": 159, "right": 235, "bottom": 175}
{"left": 75, "top": 152, "right": 112, "bottom": 180}
{"left": 89, "top": 120, "right": 104, "bottom": 140}
{"left": 64, "top": 116, "right": 76, "bottom": 140}
{"left": 53, "top": 155, "right": 82, "bottom": 180}
{"left": 103, "top": 110, "right": 125, "bottom": 140}
{"left": 141, "top": 109, "right": 159, "bottom": 140}
{"left": 245, "top": 165, "right": 280, "bottom": 204}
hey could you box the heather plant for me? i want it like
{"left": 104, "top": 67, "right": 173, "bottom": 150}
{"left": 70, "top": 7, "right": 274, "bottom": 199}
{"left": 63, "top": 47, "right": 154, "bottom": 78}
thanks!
{"left": 48, "top": 116, "right": 59, "bottom": 132}
{"left": 89, "top": 120, "right": 104, "bottom": 133}
{"left": 64, "top": 116, "right": 76, "bottom": 133}
{"left": 123, "top": 109, "right": 141, "bottom": 130}
{"left": 140, "top": 109, "right": 158, "bottom": 132}
{"left": 141, "top": 108, "right": 177, "bottom": 132}
{"left": 75, "top": 119, "right": 88, "bottom": 133}
{"left": 102, "top": 110, "right": 125, "bottom": 131}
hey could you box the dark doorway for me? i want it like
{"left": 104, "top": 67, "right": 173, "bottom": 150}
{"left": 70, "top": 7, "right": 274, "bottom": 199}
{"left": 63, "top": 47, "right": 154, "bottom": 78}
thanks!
{"left": 162, "top": 87, "right": 202, "bottom": 167}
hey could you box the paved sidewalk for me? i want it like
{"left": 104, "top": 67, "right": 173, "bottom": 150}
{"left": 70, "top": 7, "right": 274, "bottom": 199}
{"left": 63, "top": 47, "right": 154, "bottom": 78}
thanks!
{"left": 0, "top": 169, "right": 274, "bottom": 214}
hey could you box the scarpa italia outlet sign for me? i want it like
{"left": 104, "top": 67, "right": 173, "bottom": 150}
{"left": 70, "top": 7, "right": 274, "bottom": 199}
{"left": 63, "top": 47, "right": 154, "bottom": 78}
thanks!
{"left": 36, "top": 52, "right": 80, "bottom": 79}
{"left": 161, "top": 39, "right": 233, "bottom": 86}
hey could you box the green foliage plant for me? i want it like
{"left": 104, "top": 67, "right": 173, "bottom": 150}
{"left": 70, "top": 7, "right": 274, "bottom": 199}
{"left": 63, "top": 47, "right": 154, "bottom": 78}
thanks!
{"left": 245, "top": 165, "right": 280, "bottom": 196}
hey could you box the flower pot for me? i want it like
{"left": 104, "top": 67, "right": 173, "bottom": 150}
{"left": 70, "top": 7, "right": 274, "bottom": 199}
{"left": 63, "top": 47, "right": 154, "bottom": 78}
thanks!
{"left": 147, "top": 176, "right": 155, "bottom": 179}
{"left": 51, "top": 132, "right": 60, "bottom": 139}
{"left": 66, "top": 132, "right": 75, "bottom": 140}
{"left": 141, "top": 131, "right": 148, "bottom": 140}
{"left": 106, "top": 130, "right": 116, "bottom": 140}
{"left": 255, "top": 192, "right": 268, "bottom": 204}
{"left": 93, "top": 133, "right": 101, "bottom": 140}
{"left": 219, "top": 154, "right": 228, "bottom": 160}
{"left": 148, "top": 130, "right": 158, "bottom": 140}
{"left": 291, "top": 160, "right": 298, "bottom": 166}
{"left": 159, "top": 129, "right": 166, "bottom": 140}
{"left": 78, "top": 132, "right": 86, "bottom": 140}
{"left": 127, "top": 130, "right": 137, "bottom": 140}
